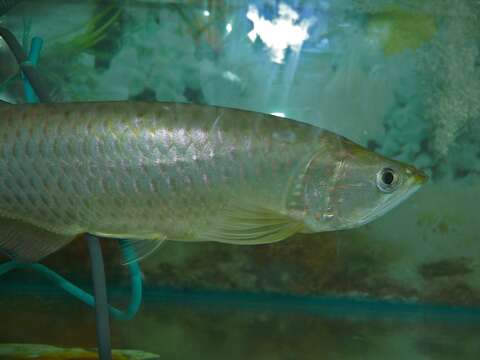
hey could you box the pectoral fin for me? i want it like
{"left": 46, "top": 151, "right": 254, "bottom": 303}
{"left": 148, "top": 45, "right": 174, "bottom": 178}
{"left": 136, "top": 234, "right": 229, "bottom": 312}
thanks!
{"left": 199, "top": 203, "right": 303, "bottom": 245}
{"left": 0, "top": 217, "right": 75, "bottom": 262}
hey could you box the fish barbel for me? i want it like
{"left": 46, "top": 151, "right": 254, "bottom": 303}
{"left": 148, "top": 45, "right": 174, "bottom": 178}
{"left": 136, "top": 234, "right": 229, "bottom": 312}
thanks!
{"left": 0, "top": 101, "right": 426, "bottom": 262}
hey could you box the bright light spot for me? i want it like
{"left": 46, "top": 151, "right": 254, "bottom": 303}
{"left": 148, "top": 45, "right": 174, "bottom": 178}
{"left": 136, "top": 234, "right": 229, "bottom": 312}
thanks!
{"left": 319, "top": 38, "right": 329, "bottom": 49}
{"left": 271, "top": 112, "right": 285, "bottom": 117}
{"left": 222, "top": 71, "right": 241, "bottom": 83}
{"left": 319, "top": 1, "right": 330, "bottom": 10}
{"left": 247, "top": 3, "right": 315, "bottom": 63}
{"left": 203, "top": 10, "right": 210, "bottom": 16}
{"left": 226, "top": 23, "right": 233, "bottom": 33}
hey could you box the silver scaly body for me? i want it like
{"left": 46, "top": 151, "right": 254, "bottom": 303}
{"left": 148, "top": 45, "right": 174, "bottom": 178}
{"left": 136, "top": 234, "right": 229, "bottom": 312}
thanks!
{"left": 0, "top": 101, "right": 426, "bottom": 262}
{"left": 0, "top": 102, "right": 321, "bottom": 241}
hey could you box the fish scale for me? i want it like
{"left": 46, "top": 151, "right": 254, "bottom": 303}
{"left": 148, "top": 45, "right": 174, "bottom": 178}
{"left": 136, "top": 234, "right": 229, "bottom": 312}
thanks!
{"left": 0, "top": 101, "right": 426, "bottom": 262}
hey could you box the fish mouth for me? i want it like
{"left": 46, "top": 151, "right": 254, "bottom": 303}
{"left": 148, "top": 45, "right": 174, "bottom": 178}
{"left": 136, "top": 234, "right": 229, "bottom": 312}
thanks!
{"left": 405, "top": 166, "right": 428, "bottom": 186}
{"left": 414, "top": 169, "right": 428, "bottom": 185}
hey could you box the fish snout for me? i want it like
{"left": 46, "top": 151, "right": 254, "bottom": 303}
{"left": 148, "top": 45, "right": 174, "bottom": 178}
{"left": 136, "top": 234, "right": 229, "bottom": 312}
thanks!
{"left": 405, "top": 166, "right": 428, "bottom": 185}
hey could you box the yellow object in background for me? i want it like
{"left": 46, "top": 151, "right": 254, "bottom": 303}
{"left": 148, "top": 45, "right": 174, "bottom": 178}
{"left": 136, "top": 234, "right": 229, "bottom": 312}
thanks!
{"left": 0, "top": 343, "right": 159, "bottom": 359}
{"left": 367, "top": 6, "right": 437, "bottom": 55}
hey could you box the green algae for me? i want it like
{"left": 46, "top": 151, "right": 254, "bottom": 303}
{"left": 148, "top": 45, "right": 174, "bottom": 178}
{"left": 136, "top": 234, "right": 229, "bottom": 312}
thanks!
{"left": 367, "top": 5, "right": 437, "bottom": 55}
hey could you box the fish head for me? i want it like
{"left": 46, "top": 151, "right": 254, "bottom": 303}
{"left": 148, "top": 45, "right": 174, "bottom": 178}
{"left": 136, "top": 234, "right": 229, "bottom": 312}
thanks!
{"left": 289, "top": 134, "right": 427, "bottom": 232}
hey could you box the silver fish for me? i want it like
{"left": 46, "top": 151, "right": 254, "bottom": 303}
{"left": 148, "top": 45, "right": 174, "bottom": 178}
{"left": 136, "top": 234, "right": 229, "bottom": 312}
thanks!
{"left": 0, "top": 101, "right": 426, "bottom": 262}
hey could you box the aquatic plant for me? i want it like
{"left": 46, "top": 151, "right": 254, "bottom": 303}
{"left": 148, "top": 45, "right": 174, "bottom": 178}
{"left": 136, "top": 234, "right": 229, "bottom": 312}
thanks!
{"left": 0, "top": 1, "right": 125, "bottom": 102}
{"left": 46, "top": 4, "right": 122, "bottom": 58}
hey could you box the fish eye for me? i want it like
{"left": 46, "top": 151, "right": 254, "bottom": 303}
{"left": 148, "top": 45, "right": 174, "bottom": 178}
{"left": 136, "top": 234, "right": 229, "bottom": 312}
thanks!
{"left": 376, "top": 168, "right": 398, "bottom": 193}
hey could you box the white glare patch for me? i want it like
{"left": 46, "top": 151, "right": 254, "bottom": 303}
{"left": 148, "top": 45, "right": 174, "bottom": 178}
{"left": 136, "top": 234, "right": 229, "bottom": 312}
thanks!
{"left": 247, "top": 3, "right": 315, "bottom": 63}
{"left": 226, "top": 23, "right": 233, "bottom": 33}
{"left": 222, "top": 71, "right": 241, "bottom": 83}
{"left": 271, "top": 112, "right": 285, "bottom": 117}
{"left": 203, "top": 10, "right": 210, "bottom": 16}
{"left": 318, "top": 38, "right": 329, "bottom": 50}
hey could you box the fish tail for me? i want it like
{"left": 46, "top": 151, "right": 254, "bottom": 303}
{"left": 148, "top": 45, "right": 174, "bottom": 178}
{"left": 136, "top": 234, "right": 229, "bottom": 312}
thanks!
{"left": 0, "top": 217, "right": 75, "bottom": 262}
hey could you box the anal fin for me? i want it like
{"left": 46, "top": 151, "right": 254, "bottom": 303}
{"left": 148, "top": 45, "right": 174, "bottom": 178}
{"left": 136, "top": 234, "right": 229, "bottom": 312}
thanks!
{"left": 0, "top": 217, "right": 75, "bottom": 262}
{"left": 119, "top": 238, "right": 166, "bottom": 265}
{"left": 91, "top": 231, "right": 167, "bottom": 265}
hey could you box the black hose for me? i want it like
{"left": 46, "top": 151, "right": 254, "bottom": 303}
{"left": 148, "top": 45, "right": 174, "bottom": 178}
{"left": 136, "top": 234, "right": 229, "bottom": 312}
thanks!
{"left": 86, "top": 234, "right": 113, "bottom": 360}
{"left": 0, "top": 26, "right": 51, "bottom": 102}
{"left": 0, "top": 25, "right": 114, "bottom": 359}
{"left": 0, "top": 0, "right": 21, "bottom": 17}
{"left": 0, "top": 23, "right": 120, "bottom": 360}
